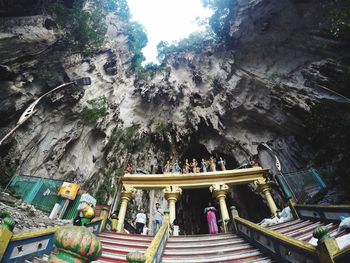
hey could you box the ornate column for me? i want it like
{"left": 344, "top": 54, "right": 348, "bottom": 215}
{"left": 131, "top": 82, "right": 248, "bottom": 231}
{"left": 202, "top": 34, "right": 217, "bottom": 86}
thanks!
{"left": 117, "top": 185, "right": 136, "bottom": 233}
{"left": 254, "top": 179, "right": 279, "bottom": 217}
{"left": 163, "top": 186, "right": 182, "bottom": 223}
{"left": 210, "top": 184, "right": 230, "bottom": 231}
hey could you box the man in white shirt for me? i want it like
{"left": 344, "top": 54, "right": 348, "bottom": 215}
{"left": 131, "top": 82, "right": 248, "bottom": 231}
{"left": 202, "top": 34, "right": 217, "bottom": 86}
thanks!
{"left": 153, "top": 202, "right": 163, "bottom": 235}
{"left": 135, "top": 208, "right": 146, "bottom": 234}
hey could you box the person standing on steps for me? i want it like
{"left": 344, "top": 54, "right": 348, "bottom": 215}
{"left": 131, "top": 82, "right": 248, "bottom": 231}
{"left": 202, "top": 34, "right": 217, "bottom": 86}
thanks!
{"left": 204, "top": 202, "right": 218, "bottom": 234}
{"left": 153, "top": 202, "right": 163, "bottom": 235}
{"left": 135, "top": 208, "right": 146, "bottom": 234}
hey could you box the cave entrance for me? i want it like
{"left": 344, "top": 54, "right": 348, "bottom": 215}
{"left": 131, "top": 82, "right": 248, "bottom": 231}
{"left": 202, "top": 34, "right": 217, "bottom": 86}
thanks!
{"left": 176, "top": 188, "right": 213, "bottom": 235}
{"left": 181, "top": 143, "right": 211, "bottom": 166}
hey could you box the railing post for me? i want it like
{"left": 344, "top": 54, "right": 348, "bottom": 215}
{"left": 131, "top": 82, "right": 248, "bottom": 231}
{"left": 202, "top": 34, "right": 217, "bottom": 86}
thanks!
{"left": 0, "top": 217, "right": 15, "bottom": 262}
{"left": 99, "top": 207, "right": 109, "bottom": 232}
{"left": 144, "top": 210, "right": 170, "bottom": 263}
{"left": 126, "top": 251, "right": 146, "bottom": 263}
{"left": 230, "top": 206, "right": 239, "bottom": 233}
{"left": 48, "top": 225, "right": 102, "bottom": 263}
{"left": 313, "top": 227, "right": 339, "bottom": 263}
{"left": 287, "top": 199, "right": 299, "bottom": 219}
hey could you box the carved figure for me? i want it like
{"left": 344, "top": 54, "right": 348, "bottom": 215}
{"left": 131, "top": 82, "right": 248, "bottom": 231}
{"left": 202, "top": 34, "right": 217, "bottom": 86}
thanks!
{"left": 218, "top": 157, "right": 226, "bottom": 171}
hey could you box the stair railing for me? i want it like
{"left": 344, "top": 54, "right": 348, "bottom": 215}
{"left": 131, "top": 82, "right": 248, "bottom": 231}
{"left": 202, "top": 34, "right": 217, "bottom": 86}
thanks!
{"left": 144, "top": 210, "right": 170, "bottom": 263}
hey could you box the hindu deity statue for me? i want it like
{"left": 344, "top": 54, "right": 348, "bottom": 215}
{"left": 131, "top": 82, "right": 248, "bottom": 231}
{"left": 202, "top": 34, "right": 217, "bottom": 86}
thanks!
{"left": 209, "top": 156, "right": 216, "bottom": 172}
{"left": 201, "top": 158, "right": 208, "bottom": 172}
{"left": 183, "top": 159, "right": 190, "bottom": 174}
{"left": 218, "top": 157, "right": 226, "bottom": 171}
{"left": 173, "top": 160, "right": 181, "bottom": 173}
{"left": 191, "top": 158, "right": 199, "bottom": 173}
{"left": 164, "top": 160, "right": 172, "bottom": 173}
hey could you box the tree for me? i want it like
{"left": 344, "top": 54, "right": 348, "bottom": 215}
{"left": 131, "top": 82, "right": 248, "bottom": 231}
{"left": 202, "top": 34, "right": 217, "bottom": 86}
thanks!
{"left": 125, "top": 21, "right": 148, "bottom": 72}
{"left": 201, "top": 0, "right": 235, "bottom": 39}
{"left": 103, "top": 0, "right": 131, "bottom": 21}
{"left": 49, "top": 0, "right": 107, "bottom": 55}
{"left": 156, "top": 31, "right": 215, "bottom": 62}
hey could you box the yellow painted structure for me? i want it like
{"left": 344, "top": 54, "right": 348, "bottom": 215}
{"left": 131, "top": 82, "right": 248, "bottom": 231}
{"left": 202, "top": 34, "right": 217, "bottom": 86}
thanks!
{"left": 254, "top": 179, "right": 279, "bottom": 217}
{"left": 210, "top": 183, "right": 230, "bottom": 232}
{"left": 235, "top": 217, "right": 318, "bottom": 254}
{"left": 119, "top": 167, "right": 279, "bottom": 223}
{"left": 144, "top": 212, "right": 170, "bottom": 263}
{"left": 117, "top": 185, "right": 136, "bottom": 233}
{"left": 0, "top": 226, "right": 13, "bottom": 261}
{"left": 163, "top": 186, "right": 182, "bottom": 223}
{"left": 122, "top": 167, "right": 268, "bottom": 189}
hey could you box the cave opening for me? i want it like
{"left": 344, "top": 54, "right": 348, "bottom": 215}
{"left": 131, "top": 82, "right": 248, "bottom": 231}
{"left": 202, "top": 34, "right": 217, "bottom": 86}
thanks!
{"left": 177, "top": 188, "right": 213, "bottom": 235}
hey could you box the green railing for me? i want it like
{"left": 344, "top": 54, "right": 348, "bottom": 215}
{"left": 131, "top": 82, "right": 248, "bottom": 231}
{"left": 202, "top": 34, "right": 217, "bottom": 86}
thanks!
{"left": 278, "top": 168, "right": 327, "bottom": 203}
{"left": 8, "top": 175, "right": 64, "bottom": 212}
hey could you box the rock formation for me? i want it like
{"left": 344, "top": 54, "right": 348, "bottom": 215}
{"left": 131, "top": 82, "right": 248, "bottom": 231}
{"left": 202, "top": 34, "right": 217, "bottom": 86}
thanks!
{"left": 1, "top": 0, "right": 350, "bottom": 229}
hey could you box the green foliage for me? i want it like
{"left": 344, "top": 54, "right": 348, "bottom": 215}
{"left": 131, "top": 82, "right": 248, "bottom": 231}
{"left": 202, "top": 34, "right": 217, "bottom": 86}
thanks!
{"left": 181, "top": 106, "right": 195, "bottom": 120}
{"left": 125, "top": 21, "right": 148, "bottom": 75}
{"left": 331, "top": 1, "right": 350, "bottom": 40}
{"left": 156, "top": 31, "right": 215, "bottom": 62}
{"left": 103, "top": 0, "right": 131, "bottom": 20}
{"left": 80, "top": 96, "right": 108, "bottom": 123}
{"left": 0, "top": 210, "right": 11, "bottom": 219}
{"left": 202, "top": 0, "right": 235, "bottom": 39}
{"left": 109, "top": 124, "right": 141, "bottom": 151}
{"left": 155, "top": 122, "right": 171, "bottom": 134}
{"left": 48, "top": 0, "right": 107, "bottom": 55}
{"left": 0, "top": 160, "right": 17, "bottom": 189}
{"left": 331, "top": 1, "right": 350, "bottom": 64}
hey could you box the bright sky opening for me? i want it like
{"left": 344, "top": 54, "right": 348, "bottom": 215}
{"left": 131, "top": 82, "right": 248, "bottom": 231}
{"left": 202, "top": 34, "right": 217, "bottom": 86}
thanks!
{"left": 127, "top": 0, "right": 212, "bottom": 64}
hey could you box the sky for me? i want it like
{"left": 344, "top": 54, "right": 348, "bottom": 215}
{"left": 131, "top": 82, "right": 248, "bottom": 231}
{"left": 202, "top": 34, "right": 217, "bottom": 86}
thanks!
{"left": 127, "top": 0, "right": 212, "bottom": 64}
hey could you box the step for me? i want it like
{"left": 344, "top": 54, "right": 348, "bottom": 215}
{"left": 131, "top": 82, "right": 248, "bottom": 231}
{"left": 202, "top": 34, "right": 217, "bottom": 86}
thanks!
{"left": 164, "top": 243, "right": 253, "bottom": 255}
{"left": 267, "top": 219, "right": 301, "bottom": 230}
{"left": 102, "top": 244, "right": 146, "bottom": 254}
{"left": 168, "top": 234, "right": 239, "bottom": 242}
{"left": 276, "top": 220, "right": 316, "bottom": 234}
{"left": 162, "top": 249, "right": 268, "bottom": 263}
{"left": 99, "top": 238, "right": 150, "bottom": 248}
{"left": 96, "top": 251, "right": 128, "bottom": 262}
{"left": 297, "top": 223, "right": 335, "bottom": 242}
{"left": 98, "top": 232, "right": 153, "bottom": 241}
{"left": 285, "top": 222, "right": 323, "bottom": 237}
{"left": 165, "top": 238, "right": 246, "bottom": 248}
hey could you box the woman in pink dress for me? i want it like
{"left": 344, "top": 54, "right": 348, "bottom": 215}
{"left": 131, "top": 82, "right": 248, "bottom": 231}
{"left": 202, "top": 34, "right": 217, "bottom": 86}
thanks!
{"left": 204, "top": 203, "right": 218, "bottom": 234}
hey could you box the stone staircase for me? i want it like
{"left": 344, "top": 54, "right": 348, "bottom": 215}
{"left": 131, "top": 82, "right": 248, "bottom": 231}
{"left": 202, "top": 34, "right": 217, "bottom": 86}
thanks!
{"left": 94, "top": 232, "right": 153, "bottom": 263}
{"left": 162, "top": 233, "right": 273, "bottom": 263}
{"left": 92, "top": 219, "right": 348, "bottom": 263}
{"left": 266, "top": 219, "right": 346, "bottom": 242}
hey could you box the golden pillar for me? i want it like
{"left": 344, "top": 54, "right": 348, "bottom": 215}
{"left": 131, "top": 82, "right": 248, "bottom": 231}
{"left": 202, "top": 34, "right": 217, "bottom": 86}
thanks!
{"left": 210, "top": 183, "right": 230, "bottom": 232}
{"left": 254, "top": 179, "right": 279, "bottom": 217}
{"left": 163, "top": 186, "right": 182, "bottom": 223}
{"left": 117, "top": 185, "right": 136, "bottom": 233}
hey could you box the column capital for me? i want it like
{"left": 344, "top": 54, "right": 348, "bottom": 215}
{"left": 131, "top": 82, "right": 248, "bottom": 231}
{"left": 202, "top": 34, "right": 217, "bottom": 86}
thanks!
{"left": 121, "top": 185, "right": 136, "bottom": 201}
{"left": 163, "top": 186, "right": 182, "bottom": 201}
{"left": 210, "top": 183, "right": 229, "bottom": 199}
{"left": 253, "top": 179, "right": 271, "bottom": 193}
